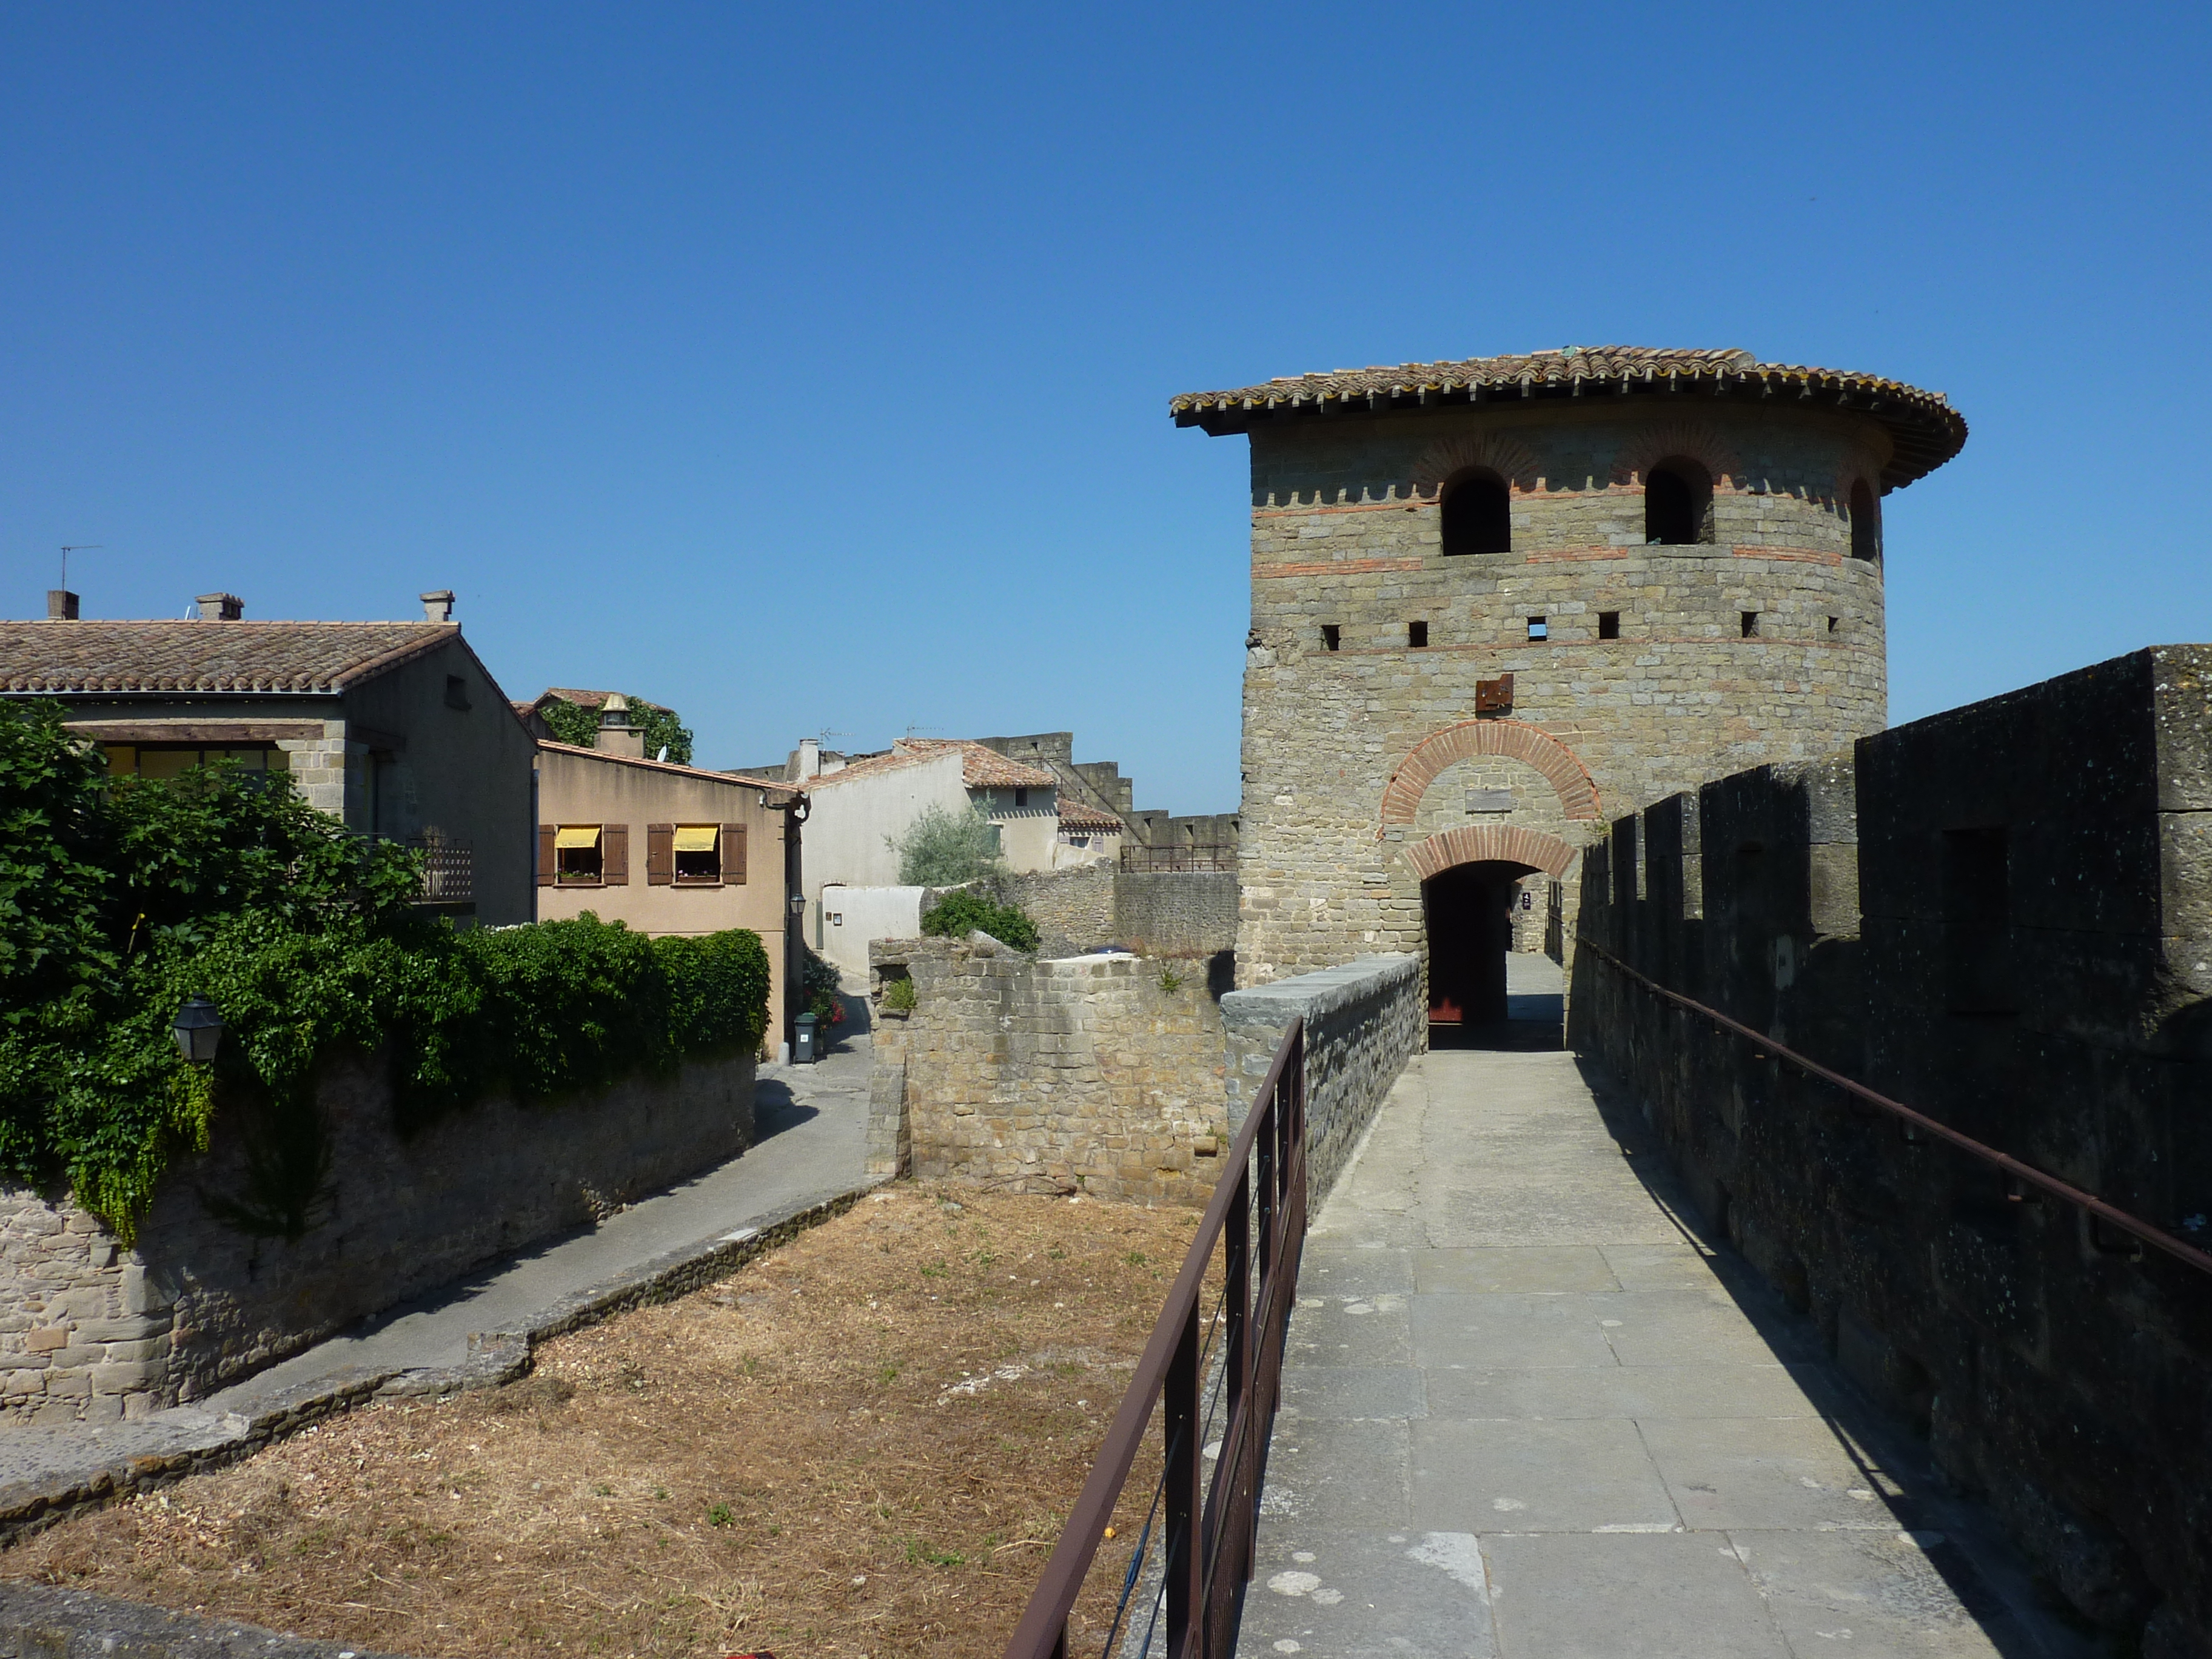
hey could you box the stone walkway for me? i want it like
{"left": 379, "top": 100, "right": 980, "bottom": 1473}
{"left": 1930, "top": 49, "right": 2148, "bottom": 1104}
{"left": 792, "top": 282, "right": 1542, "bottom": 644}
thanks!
{"left": 1239, "top": 962, "right": 2088, "bottom": 1659}
{"left": 0, "top": 1031, "right": 872, "bottom": 1495}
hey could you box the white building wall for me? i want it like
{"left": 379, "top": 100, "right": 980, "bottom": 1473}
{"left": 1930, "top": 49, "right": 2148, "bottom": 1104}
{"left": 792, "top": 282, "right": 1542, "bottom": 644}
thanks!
{"left": 816, "top": 884, "right": 927, "bottom": 975}
{"left": 799, "top": 749, "right": 968, "bottom": 902}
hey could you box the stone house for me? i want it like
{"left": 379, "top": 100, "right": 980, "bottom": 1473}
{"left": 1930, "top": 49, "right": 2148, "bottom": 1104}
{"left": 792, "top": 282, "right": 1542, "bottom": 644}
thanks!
{"left": 0, "top": 588, "right": 535, "bottom": 925}
{"left": 1173, "top": 345, "right": 1968, "bottom": 1021}
{"left": 534, "top": 695, "right": 805, "bottom": 1057}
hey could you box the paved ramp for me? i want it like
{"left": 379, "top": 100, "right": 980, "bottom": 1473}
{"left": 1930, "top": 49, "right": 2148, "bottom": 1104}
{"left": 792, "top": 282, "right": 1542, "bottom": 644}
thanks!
{"left": 1239, "top": 964, "right": 2086, "bottom": 1658}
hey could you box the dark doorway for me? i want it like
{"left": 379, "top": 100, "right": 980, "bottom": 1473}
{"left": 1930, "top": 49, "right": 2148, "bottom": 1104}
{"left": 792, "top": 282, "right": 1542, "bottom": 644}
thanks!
{"left": 1644, "top": 460, "right": 1714, "bottom": 546}
{"left": 1424, "top": 860, "right": 1524, "bottom": 1023}
{"left": 1440, "top": 470, "right": 1510, "bottom": 555}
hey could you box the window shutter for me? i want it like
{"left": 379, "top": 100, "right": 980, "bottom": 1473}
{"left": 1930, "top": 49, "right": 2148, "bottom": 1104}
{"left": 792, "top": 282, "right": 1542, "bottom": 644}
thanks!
{"left": 603, "top": 823, "right": 629, "bottom": 885}
{"left": 646, "top": 823, "right": 674, "bottom": 885}
{"left": 537, "top": 824, "right": 555, "bottom": 886}
{"left": 722, "top": 823, "right": 746, "bottom": 885}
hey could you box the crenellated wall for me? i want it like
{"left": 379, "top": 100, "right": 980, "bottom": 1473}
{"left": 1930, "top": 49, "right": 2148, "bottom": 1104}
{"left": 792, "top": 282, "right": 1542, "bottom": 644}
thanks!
{"left": 1567, "top": 645, "right": 2212, "bottom": 1653}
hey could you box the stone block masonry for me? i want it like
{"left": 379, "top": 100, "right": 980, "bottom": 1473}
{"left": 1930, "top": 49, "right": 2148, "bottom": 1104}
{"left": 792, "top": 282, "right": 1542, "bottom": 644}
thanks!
{"left": 0, "top": 1054, "right": 754, "bottom": 1424}
{"left": 994, "top": 866, "right": 1239, "bottom": 960}
{"left": 1568, "top": 645, "right": 2212, "bottom": 1655}
{"left": 867, "top": 939, "right": 1421, "bottom": 1210}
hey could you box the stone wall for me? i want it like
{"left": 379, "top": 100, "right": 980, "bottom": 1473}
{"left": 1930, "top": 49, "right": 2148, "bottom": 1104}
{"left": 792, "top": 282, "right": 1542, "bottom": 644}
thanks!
{"left": 865, "top": 936, "right": 1226, "bottom": 1202}
{"left": 997, "top": 865, "right": 1118, "bottom": 958}
{"left": 1114, "top": 871, "right": 1238, "bottom": 959}
{"left": 1221, "top": 955, "right": 1424, "bottom": 1201}
{"left": 1566, "top": 645, "right": 2212, "bottom": 1653}
{"left": 867, "top": 939, "right": 1422, "bottom": 1210}
{"left": 0, "top": 1054, "right": 755, "bottom": 1424}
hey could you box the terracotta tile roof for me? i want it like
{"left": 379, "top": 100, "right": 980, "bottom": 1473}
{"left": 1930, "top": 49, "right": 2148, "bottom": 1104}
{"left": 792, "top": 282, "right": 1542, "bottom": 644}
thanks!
{"left": 802, "top": 739, "right": 1059, "bottom": 793}
{"left": 1055, "top": 799, "right": 1125, "bottom": 832}
{"left": 534, "top": 688, "right": 672, "bottom": 714}
{"left": 538, "top": 740, "right": 797, "bottom": 796}
{"left": 1171, "top": 346, "right": 1968, "bottom": 489}
{"left": 0, "top": 619, "right": 457, "bottom": 695}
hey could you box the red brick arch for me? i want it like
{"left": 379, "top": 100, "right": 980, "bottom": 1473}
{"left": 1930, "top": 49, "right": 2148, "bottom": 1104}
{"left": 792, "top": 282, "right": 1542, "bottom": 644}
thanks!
{"left": 1378, "top": 719, "right": 1600, "bottom": 832}
{"left": 1609, "top": 419, "right": 1744, "bottom": 490}
{"left": 1405, "top": 824, "right": 1579, "bottom": 881}
{"left": 1409, "top": 431, "right": 1543, "bottom": 498}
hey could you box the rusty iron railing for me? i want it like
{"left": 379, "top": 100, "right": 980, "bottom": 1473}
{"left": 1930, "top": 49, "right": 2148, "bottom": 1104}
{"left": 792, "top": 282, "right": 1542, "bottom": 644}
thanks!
{"left": 1004, "top": 1019, "right": 1307, "bottom": 1659}
{"left": 1120, "top": 845, "right": 1236, "bottom": 874}
{"left": 1578, "top": 939, "right": 2212, "bottom": 1277}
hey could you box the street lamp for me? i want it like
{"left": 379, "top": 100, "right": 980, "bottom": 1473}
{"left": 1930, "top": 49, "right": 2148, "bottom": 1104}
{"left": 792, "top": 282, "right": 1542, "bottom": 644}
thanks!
{"left": 172, "top": 997, "right": 224, "bottom": 1064}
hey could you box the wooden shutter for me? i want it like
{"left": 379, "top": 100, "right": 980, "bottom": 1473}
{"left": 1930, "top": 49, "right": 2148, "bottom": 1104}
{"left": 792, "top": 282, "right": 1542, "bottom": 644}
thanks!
{"left": 722, "top": 823, "right": 746, "bottom": 885}
{"left": 646, "top": 823, "right": 674, "bottom": 885}
{"left": 603, "top": 823, "right": 629, "bottom": 885}
{"left": 537, "top": 824, "right": 556, "bottom": 886}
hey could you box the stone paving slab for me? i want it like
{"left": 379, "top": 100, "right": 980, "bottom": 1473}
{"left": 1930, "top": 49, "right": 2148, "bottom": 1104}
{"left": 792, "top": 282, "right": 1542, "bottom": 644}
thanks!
{"left": 1239, "top": 960, "right": 2094, "bottom": 1659}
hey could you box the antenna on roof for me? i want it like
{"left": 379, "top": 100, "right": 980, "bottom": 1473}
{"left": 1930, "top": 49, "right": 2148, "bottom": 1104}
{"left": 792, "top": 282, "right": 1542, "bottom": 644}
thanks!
{"left": 817, "top": 727, "right": 850, "bottom": 745}
{"left": 59, "top": 546, "right": 102, "bottom": 588}
{"left": 902, "top": 724, "right": 940, "bottom": 738}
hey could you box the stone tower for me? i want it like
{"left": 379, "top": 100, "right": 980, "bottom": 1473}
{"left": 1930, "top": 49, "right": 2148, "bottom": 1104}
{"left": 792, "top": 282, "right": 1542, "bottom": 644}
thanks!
{"left": 1173, "top": 345, "right": 1966, "bottom": 1012}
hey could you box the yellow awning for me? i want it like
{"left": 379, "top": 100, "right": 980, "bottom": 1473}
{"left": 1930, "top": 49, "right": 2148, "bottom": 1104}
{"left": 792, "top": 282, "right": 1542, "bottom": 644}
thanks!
{"left": 554, "top": 825, "right": 602, "bottom": 850}
{"left": 672, "top": 824, "right": 719, "bottom": 852}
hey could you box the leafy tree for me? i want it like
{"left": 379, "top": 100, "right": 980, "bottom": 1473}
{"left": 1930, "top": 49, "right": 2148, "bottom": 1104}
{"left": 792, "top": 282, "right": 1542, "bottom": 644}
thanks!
{"left": 537, "top": 695, "right": 694, "bottom": 767}
{"left": 921, "top": 890, "right": 1039, "bottom": 953}
{"left": 892, "top": 804, "right": 1005, "bottom": 886}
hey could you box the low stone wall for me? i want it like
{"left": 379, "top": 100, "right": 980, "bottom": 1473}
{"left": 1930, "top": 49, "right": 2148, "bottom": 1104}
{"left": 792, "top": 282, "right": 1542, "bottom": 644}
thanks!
{"left": 997, "top": 865, "right": 1118, "bottom": 958}
{"left": 0, "top": 1053, "right": 756, "bottom": 1424}
{"left": 1115, "top": 871, "right": 1238, "bottom": 959}
{"left": 868, "top": 939, "right": 1421, "bottom": 1209}
{"left": 1568, "top": 646, "right": 2212, "bottom": 1654}
{"left": 866, "top": 936, "right": 1225, "bottom": 1202}
{"left": 1221, "top": 956, "right": 1423, "bottom": 1201}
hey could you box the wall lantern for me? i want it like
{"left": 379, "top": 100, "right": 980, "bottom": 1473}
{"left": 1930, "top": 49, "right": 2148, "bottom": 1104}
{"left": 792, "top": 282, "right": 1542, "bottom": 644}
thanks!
{"left": 172, "top": 997, "right": 225, "bottom": 1064}
{"left": 789, "top": 893, "right": 806, "bottom": 915}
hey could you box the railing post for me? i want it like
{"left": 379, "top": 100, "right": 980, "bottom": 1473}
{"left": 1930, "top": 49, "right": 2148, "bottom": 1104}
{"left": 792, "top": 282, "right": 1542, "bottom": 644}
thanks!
{"left": 1164, "top": 1302, "right": 1202, "bottom": 1658}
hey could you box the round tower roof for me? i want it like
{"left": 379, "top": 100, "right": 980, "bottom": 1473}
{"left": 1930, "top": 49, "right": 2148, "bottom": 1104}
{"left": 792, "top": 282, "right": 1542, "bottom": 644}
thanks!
{"left": 1170, "top": 346, "right": 1966, "bottom": 490}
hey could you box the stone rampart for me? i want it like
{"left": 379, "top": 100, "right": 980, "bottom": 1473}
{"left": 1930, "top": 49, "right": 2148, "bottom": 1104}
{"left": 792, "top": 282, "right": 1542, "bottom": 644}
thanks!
{"left": 1220, "top": 955, "right": 1423, "bottom": 1200}
{"left": 997, "top": 865, "right": 1118, "bottom": 958}
{"left": 0, "top": 1053, "right": 755, "bottom": 1424}
{"left": 865, "top": 936, "right": 1226, "bottom": 1202}
{"left": 1115, "top": 871, "right": 1238, "bottom": 959}
{"left": 1567, "top": 645, "right": 2212, "bottom": 1653}
{"left": 866, "top": 942, "right": 1421, "bottom": 1208}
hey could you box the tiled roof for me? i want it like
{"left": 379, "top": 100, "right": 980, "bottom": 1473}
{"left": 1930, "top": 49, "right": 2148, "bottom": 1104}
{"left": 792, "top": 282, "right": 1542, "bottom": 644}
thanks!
{"left": 0, "top": 620, "right": 456, "bottom": 695}
{"left": 803, "top": 739, "right": 1059, "bottom": 793}
{"left": 538, "top": 741, "right": 796, "bottom": 795}
{"left": 1171, "top": 346, "right": 1968, "bottom": 488}
{"left": 1055, "top": 799, "right": 1125, "bottom": 831}
{"left": 534, "top": 688, "right": 672, "bottom": 714}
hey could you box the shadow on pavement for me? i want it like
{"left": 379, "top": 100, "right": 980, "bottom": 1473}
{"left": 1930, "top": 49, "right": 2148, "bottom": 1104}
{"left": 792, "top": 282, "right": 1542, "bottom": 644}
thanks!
{"left": 750, "top": 1079, "right": 819, "bottom": 1142}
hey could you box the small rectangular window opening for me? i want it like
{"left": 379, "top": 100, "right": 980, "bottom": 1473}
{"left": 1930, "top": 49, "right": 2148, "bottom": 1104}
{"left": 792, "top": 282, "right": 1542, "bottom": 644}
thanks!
{"left": 1408, "top": 620, "right": 1428, "bottom": 649}
{"left": 1740, "top": 611, "right": 1760, "bottom": 638}
{"left": 1014, "top": 787, "right": 1028, "bottom": 808}
{"left": 444, "top": 674, "right": 471, "bottom": 709}
{"left": 1598, "top": 611, "right": 1620, "bottom": 640}
{"left": 671, "top": 823, "right": 722, "bottom": 883}
{"left": 1527, "top": 616, "right": 1548, "bottom": 642}
{"left": 1321, "top": 624, "right": 1341, "bottom": 652}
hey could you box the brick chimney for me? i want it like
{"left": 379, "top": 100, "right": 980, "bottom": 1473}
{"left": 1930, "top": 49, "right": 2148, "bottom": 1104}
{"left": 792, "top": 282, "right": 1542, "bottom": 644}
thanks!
{"left": 46, "top": 590, "right": 79, "bottom": 620}
{"left": 421, "top": 589, "right": 455, "bottom": 623}
{"left": 195, "top": 593, "right": 244, "bottom": 621}
{"left": 595, "top": 692, "right": 646, "bottom": 759}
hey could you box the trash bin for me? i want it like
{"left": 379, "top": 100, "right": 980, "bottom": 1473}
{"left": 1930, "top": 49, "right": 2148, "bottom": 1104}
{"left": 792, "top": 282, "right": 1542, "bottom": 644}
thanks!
{"left": 794, "top": 1011, "right": 817, "bottom": 1064}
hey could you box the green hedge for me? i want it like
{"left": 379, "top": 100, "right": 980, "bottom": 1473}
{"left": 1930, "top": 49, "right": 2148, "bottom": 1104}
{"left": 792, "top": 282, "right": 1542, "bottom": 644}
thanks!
{"left": 921, "top": 889, "right": 1039, "bottom": 952}
{"left": 0, "top": 700, "right": 767, "bottom": 1241}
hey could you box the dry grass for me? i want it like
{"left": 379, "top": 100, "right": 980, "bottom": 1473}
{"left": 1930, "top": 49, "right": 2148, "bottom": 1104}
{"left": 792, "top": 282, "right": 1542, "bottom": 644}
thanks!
{"left": 0, "top": 1182, "right": 1212, "bottom": 1658}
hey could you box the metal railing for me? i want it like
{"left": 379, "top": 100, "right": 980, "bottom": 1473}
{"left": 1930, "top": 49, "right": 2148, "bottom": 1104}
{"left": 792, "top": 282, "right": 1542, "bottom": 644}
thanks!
{"left": 372, "top": 835, "right": 475, "bottom": 905}
{"left": 1004, "top": 1019, "right": 1308, "bottom": 1659}
{"left": 1120, "top": 845, "right": 1236, "bottom": 874}
{"left": 1578, "top": 938, "right": 2212, "bottom": 1276}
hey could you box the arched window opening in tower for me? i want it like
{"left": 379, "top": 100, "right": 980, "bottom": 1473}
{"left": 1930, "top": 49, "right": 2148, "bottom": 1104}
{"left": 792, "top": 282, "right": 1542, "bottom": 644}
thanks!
{"left": 1439, "top": 469, "right": 1511, "bottom": 555}
{"left": 1644, "top": 460, "right": 1714, "bottom": 546}
{"left": 1849, "top": 480, "right": 1882, "bottom": 560}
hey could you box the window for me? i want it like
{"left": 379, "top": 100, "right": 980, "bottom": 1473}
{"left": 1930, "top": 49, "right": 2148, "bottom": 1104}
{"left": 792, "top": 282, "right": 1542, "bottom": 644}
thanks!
{"left": 1849, "top": 480, "right": 1881, "bottom": 560}
{"left": 1014, "top": 788, "right": 1029, "bottom": 808}
{"left": 1439, "top": 469, "right": 1510, "bottom": 555}
{"left": 1644, "top": 459, "right": 1715, "bottom": 546}
{"left": 1828, "top": 615, "right": 1840, "bottom": 634}
{"left": 104, "top": 744, "right": 281, "bottom": 780}
{"left": 1408, "top": 620, "right": 1429, "bottom": 648}
{"left": 1741, "top": 611, "right": 1760, "bottom": 638}
{"left": 555, "top": 825, "right": 603, "bottom": 884}
{"left": 1598, "top": 611, "right": 1620, "bottom": 640}
{"left": 1527, "top": 617, "right": 1548, "bottom": 642}
{"left": 672, "top": 824, "right": 722, "bottom": 883}
{"left": 1321, "top": 624, "right": 1341, "bottom": 652}
{"left": 444, "top": 674, "right": 471, "bottom": 710}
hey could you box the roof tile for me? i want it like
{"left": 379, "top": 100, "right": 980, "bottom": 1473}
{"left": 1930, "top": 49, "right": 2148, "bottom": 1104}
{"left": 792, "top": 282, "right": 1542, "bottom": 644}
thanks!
{"left": 0, "top": 620, "right": 457, "bottom": 695}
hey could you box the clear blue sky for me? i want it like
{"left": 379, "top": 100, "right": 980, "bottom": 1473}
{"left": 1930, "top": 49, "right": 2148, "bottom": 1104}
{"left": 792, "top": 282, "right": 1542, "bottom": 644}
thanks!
{"left": 4, "top": 4, "right": 2207, "bottom": 813}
